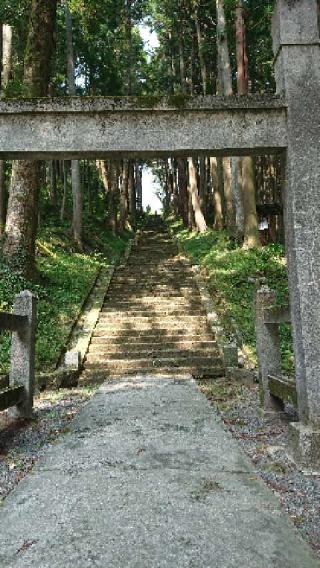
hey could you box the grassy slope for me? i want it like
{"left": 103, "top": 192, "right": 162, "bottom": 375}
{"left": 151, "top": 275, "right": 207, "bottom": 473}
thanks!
{"left": 169, "top": 217, "right": 294, "bottom": 373}
{"left": 0, "top": 222, "right": 131, "bottom": 374}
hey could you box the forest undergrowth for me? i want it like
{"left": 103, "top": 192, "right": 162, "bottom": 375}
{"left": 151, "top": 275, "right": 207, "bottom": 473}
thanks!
{"left": 169, "top": 216, "right": 294, "bottom": 375}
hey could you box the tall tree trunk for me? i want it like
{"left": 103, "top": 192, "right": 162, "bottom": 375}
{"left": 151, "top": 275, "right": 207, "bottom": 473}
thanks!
{"left": 128, "top": 160, "right": 136, "bottom": 228}
{"left": 233, "top": 158, "right": 244, "bottom": 235}
{"left": 97, "top": 159, "right": 113, "bottom": 225}
{"left": 0, "top": 24, "right": 13, "bottom": 235}
{"left": 124, "top": 0, "right": 133, "bottom": 95}
{"left": 4, "top": 1, "right": 57, "bottom": 276}
{"left": 60, "top": 161, "right": 68, "bottom": 221}
{"left": 65, "top": 2, "right": 83, "bottom": 248}
{"left": 210, "top": 157, "right": 223, "bottom": 229}
{"left": 119, "top": 160, "right": 129, "bottom": 231}
{"left": 49, "top": 160, "right": 57, "bottom": 208}
{"left": 71, "top": 160, "right": 83, "bottom": 244}
{"left": 178, "top": 19, "right": 187, "bottom": 94}
{"left": 1, "top": 24, "right": 12, "bottom": 89}
{"left": 163, "top": 159, "right": 173, "bottom": 214}
{"left": 187, "top": 157, "right": 207, "bottom": 233}
{"left": 222, "top": 157, "right": 236, "bottom": 230}
{"left": 215, "top": 0, "right": 240, "bottom": 235}
{"left": 86, "top": 160, "right": 92, "bottom": 215}
{"left": 216, "top": 0, "right": 232, "bottom": 96}
{"left": 198, "top": 157, "right": 207, "bottom": 219}
{"left": 177, "top": 158, "right": 189, "bottom": 226}
{"left": 194, "top": 7, "right": 207, "bottom": 95}
{"left": 135, "top": 162, "right": 143, "bottom": 213}
{"left": 236, "top": 0, "right": 260, "bottom": 248}
{"left": 241, "top": 157, "right": 260, "bottom": 248}
{"left": 235, "top": 1, "right": 249, "bottom": 96}
{"left": 97, "top": 160, "right": 109, "bottom": 195}
{"left": 108, "top": 161, "right": 119, "bottom": 234}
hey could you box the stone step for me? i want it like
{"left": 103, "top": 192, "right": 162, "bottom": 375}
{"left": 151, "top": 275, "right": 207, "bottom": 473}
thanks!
{"left": 137, "top": 240, "right": 173, "bottom": 243}
{"left": 107, "top": 290, "right": 199, "bottom": 297}
{"left": 130, "top": 247, "right": 178, "bottom": 254}
{"left": 102, "top": 306, "right": 204, "bottom": 314}
{"left": 112, "top": 274, "right": 195, "bottom": 281}
{"left": 118, "top": 262, "right": 192, "bottom": 272}
{"left": 85, "top": 356, "right": 224, "bottom": 375}
{"left": 115, "top": 277, "right": 192, "bottom": 283}
{"left": 90, "top": 338, "right": 217, "bottom": 349}
{"left": 110, "top": 279, "right": 196, "bottom": 286}
{"left": 102, "top": 299, "right": 202, "bottom": 306}
{"left": 87, "top": 347, "right": 220, "bottom": 360}
{"left": 104, "top": 297, "right": 202, "bottom": 305}
{"left": 107, "top": 292, "right": 199, "bottom": 299}
{"left": 108, "top": 284, "right": 198, "bottom": 291}
{"left": 110, "top": 281, "right": 196, "bottom": 289}
{"left": 91, "top": 332, "right": 215, "bottom": 342}
{"left": 123, "top": 264, "right": 192, "bottom": 270}
{"left": 115, "top": 267, "right": 192, "bottom": 273}
{"left": 83, "top": 221, "right": 219, "bottom": 382}
{"left": 97, "top": 314, "right": 207, "bottom": 323}
{"left": 100, "top": 308, "right": 205, "bottom": 317}
{"left": 94, "top": 325, "right": 210, "bottom": 335}
{"left": 136, "top": 235, "right": 170, "bottom": 240}
{"left": 84, "top": 365, "right": 224, "bottom": 378}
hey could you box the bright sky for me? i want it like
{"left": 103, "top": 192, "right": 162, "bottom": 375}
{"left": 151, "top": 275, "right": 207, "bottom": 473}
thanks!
{"left": 139, "top": 22, "right": 160, "bottom": 53}
{"left": 142, "top": 167, "right": 163, "bottom": 213}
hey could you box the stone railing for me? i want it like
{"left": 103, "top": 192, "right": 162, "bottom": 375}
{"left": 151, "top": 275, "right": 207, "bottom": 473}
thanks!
{"left": 0, "top": 291, "right": 37, "bottom": 419}
{"left": 255, "top": 286, "right": 296, "bottom": 414}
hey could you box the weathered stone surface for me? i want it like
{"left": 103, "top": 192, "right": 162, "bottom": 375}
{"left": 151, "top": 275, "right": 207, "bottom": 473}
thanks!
{"left": 9, "top": 291, "right": 37, "bottom": 419}
{"left": 255, "top": 287, "right": 283, "bottom": 413}
{"left": 268, "top": 375, "right": 297, "bottom": 407}
{"left": 288, "top": 422, "right": 320, "bottom": 472}
{"left": 193, "top": 267, "right": 238, "bottom": 369}
{"left": 85, "top": 219, "right": 224, "bottom": 378}
{"left": 0, "top": 375, "right": 319, "bottom": 568}
{"left": 64, "top": 350, "right": 81, "bottom": 371}
{"left": 272, "top": 0, "right": 320, "bottom": 429}
{"left": 0, "top": 96, "right": 287, "bottom": 159}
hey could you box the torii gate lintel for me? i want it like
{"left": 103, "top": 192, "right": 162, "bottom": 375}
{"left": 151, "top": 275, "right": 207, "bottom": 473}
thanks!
{"left": 0, "top": 95, "right": 287, "bottom": 160}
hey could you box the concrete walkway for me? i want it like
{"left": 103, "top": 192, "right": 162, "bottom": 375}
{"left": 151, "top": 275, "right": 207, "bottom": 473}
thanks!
{"left": 0, "top": 375, "right": 319, "bottom": 568}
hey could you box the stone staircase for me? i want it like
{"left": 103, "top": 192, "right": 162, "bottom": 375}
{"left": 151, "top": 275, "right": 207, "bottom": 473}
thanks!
{"left": 84, "top": 217, "right": 224, "bottom": 377}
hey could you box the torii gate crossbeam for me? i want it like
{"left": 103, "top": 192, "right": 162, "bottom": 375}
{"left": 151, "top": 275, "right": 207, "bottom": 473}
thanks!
{"left": 0, "top": 96, "right": 286, "bottom": 160}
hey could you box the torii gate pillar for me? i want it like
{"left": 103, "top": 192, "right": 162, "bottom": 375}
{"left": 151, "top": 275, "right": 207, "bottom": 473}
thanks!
{"left": 272, "top": 0, "right": 320, "bottom": 467}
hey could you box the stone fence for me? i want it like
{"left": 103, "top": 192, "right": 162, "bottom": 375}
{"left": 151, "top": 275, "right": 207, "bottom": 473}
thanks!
{"left": 255, "top": 286, "right": 296, "bottom": 414}
{"left": 0, "top": 291, "right": 37, "bottom": 419}
{"left": 255, "top": 286, "right": 320, "bottom": 470}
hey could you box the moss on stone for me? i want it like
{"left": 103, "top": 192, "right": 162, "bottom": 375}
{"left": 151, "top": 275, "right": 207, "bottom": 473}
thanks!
{"left": 268, "top": 375, "right": 297, "bottom": 406}
{"left": 167, "top": 93, "right": 190, "bottom": 109}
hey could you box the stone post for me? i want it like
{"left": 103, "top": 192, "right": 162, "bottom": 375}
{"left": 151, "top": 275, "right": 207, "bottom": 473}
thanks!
{"left": 9, "top": 291, "right": 37, "bottom": 419}
{"left": 272, "top": 0, "right": 320, "bottom": 467}
{"left": 255, "top": 287, "right": 283, "bottom": 415}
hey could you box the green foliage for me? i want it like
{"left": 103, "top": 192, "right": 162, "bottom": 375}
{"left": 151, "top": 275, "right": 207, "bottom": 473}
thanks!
{"left": 170, "top": 218, "right": 294, "bottom": 374}
{"left": 224, "top": 0, "right": 275, "bottom": 92}
{"left": 4, "top": 0, "right": 276, "bottom": 98}
{"left": 50, "top": 0, "right": 149, "bottom": 96}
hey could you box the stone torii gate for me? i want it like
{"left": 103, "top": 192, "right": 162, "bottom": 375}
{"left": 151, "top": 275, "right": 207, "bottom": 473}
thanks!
{"left": 0, "top": 0, "right": 319, "bottom": 465}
